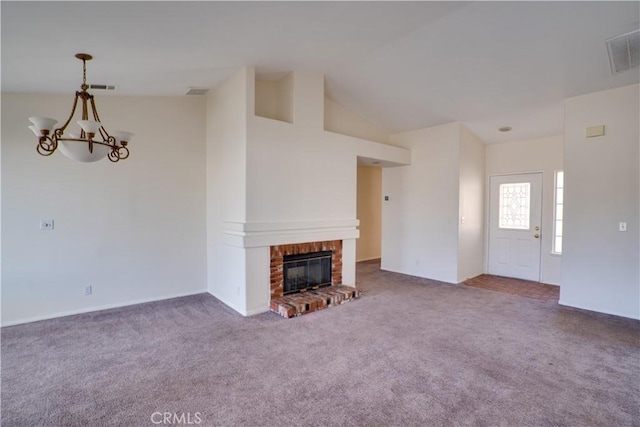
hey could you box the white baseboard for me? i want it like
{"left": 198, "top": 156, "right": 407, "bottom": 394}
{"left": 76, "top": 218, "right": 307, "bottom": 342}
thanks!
{"left": 206, "top": 291, "right": 270, "bottom": 317}
{"left": 244, "top": 306, "right": 270, "bottom": 316}
{"left": 558, "top": 300, "right": 640, "bottom": 320}
{"left": 356, "top": 256, "right": 381, "bottom": 262}
{"left": 205, "top": 292, "right": 245, "bottom": 316}
{"left": 1, "top": 290, "right": 207, "bottom": 327}
{"left": 379, "top": 265, "right": 456, "bottom": 285}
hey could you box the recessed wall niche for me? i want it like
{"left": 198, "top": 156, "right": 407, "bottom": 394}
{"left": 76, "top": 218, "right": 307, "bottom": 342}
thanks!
{"left": 254, "top": 73, "right": 293, "bottom": 124}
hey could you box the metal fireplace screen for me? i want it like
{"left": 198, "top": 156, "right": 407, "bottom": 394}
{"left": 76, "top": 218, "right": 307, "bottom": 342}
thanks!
{"left": 283, "top": 251, "right": 332, "bottom": 295}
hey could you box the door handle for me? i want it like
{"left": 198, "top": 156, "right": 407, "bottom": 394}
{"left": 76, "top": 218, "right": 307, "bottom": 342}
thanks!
{"left": 535, "top": 226, "right": 540, "bottom": 231}
{"left": 534, "top": 234, "right": 540, "bottom": 239}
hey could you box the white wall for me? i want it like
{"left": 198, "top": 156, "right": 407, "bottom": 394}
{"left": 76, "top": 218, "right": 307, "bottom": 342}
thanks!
{"left": 208, "top": 67, "right": 409, "bottom": 316}
{"left": 246, "top": 71, "right": 359, "bottom": 227}
{"left": 255, "top": 75, "right": 294, "bottom": 124}
{"left": 255, "top": 81, "right": 279, "bottom": 121}
{"left": 356, "top": 165, "right": 382, "bottom": 261}
{"left": 324, "top": 97, "right": 390, "bottom": 144}
{"left": 1, "top": 94, "right": 207, "bottom": 326}
{"left": 206, "top": 68, "right": 250, "bottom": 314}
{"left": 561, "top": 84, "right": 639, "bottom": 319}
{"left": 246, "top": 69, "right": 409, "bottom": 226}
{"left": 243, "top": 69, "right": 408, "bottom": 314}
{"left": 383, "top": 123, "right": 461, "bottom": 283}
{"left": 485, "top": 135, "right": 563, "bottom": 285}
{"left": 246, "top": 118, "right": 357, "bottom": 224}
{"left": 458, "top": 126, "right": 485, "bottom": 282}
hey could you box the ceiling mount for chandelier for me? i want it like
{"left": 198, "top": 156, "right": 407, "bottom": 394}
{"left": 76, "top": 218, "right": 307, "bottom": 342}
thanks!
{"left": 28, "top": 53, "right": 133, "bottom": 163}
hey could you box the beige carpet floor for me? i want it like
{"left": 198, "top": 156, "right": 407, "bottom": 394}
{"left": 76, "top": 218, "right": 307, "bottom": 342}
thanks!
{"left": 2, "top": 260, "right": 639, "bottom": 426}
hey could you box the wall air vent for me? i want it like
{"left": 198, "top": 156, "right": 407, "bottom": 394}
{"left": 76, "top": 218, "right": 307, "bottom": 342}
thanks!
{"left": 606, "top": 29, "right": 639, "bottom": 74}
{"left": 185, "top": 87, "right": 209, "bottom": 96}
{"left": 89, "top": 84, "right": 117, "bottom": 90}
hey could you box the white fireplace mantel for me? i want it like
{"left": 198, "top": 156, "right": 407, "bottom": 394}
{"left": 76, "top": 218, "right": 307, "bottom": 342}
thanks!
{"left": 222, "top": 219, "right": 359, "bottom": 248}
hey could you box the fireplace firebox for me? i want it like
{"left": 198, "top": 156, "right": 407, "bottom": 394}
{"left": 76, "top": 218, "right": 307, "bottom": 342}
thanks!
{"left": 283, "top": 251, "right": 332, "bottom": 295}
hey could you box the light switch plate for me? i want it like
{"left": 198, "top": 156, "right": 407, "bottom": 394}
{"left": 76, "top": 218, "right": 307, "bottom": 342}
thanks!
{"left": 586, "top": 125, "right": 605, "bottom": 138}
{"left": 619, "top": 222, "right": 627, "bottom": 232}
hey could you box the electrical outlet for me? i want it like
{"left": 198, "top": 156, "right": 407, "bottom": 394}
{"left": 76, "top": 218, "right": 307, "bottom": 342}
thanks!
{"left": 40, "top": 219, "right": 54, "bottom": 230}
{"left": 84, "top": 285, "right": 92, "bottom": 296}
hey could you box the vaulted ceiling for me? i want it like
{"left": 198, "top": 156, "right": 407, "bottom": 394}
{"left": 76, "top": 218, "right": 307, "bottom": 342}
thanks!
{"left": 2, "top": 1, "right": 638, "bottom": 143}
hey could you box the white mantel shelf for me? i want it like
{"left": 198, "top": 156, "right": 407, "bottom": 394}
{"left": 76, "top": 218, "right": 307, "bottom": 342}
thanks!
{"left": 223, "top": 219, "right": 360, "bottom": 248}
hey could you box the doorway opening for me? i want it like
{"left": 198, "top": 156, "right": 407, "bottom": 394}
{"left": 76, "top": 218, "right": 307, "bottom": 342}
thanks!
{"left": 356, "top": 163, "right": 382, "bottom": 263}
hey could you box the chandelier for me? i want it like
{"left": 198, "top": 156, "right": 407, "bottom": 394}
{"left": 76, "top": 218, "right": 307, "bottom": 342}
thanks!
{"left": 28, "top": 53, "right": 133, "bottom": 163}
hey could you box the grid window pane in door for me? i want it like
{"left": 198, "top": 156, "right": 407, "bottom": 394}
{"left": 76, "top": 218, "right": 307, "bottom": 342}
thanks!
{"left": 499, "top": 182, "right": 530, "bottom": 230}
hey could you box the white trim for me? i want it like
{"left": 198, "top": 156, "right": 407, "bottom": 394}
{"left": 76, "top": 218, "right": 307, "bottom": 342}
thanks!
{"left": 356, "top": 256, "right": 382, "bottom": 262}
{"left": 222, "top": 220, "right": 359, "bottom": 248}
{"left": 1, "top": 290, "right": 206, "bottom": 327}
{"left": 379, "top": 266, "right": 457, "bottom": 285}
{"left": 224, "top": 219, "right": 359, "bottom": 232}
{"left": 208, "top": 292, "right": 270, "bottom": 317}
{"left": 245, "top": 306, "right": 270, "bottom": 316}
{"left": 207, "top": 292, "right": 246, "bottom": 316}
{"left": 559, "top": 300, "right": 640, "bottom": 320}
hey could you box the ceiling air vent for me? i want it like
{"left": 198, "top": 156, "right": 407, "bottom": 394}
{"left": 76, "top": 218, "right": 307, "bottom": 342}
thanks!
{"left": 606, "top": 29, "right": 639, "bottom": 74}
{"left": 89, "top": 84, "right": 117, "bottom": 90}
{"left": 186, "top": 87, "right": 209, "bottom": 96}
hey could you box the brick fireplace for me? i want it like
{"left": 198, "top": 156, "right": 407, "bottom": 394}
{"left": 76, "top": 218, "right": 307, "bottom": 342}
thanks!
{"left": 269, "top": 239, "right": 360, "bottom": 318}
{"left": 213, "top": 218, "right": 359, "bottom": 317}
{"left": 270, "top": 240, "right": 343, "bottom": 299}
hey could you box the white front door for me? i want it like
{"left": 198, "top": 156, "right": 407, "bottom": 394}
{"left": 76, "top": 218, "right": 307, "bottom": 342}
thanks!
{"left": 488, "top": 173, "right": 543, "bottom": 281}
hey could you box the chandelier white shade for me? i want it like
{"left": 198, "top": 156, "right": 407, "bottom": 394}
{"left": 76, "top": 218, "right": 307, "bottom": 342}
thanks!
{"left": 59, "top": 139, "right": 110, "bottom": 163}
{"left": 112, "top": 131, "right": 135, "bottom": 144}
{"left": 28, "top": 53, "right": 133, "bottom": 163}
{"left": 29, "top": 117, "right": 58, "bottom": 133}
{"left": 76, "top": 120, "right": 102, "bottom": 135}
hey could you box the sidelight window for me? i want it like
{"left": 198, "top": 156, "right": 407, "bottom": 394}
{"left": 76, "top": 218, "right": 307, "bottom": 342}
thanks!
{"left": 553, "top": 171, "right": 564, "bottom": 254}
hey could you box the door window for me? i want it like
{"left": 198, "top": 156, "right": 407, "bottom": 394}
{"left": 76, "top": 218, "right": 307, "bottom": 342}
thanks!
{"left": 498, "top": 182, "right": 530, "bottom": 230}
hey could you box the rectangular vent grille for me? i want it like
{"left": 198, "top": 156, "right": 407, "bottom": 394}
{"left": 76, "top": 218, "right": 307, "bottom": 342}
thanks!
{"left": 89, "top": 84, "right": 117, "bottom": 90}
{"left": 606, "top": 29, "right": 639, "bottom": 74}
{"left": 186, "top": 87, "right": 209, "bottom": 96}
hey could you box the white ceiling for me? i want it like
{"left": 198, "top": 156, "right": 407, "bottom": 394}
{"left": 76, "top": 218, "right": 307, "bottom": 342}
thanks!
{"left": 2, "top": 1, "right": 639, "bottom": 143}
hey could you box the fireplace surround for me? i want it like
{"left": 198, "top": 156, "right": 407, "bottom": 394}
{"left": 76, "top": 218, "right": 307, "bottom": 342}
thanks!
{"left": 270, "top": 240, "right": 342, "bottom": 299}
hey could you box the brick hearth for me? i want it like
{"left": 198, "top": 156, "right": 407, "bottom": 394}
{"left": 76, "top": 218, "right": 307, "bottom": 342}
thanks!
{"left": 270, "top": 285, "right": 361, "bottom": 318}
